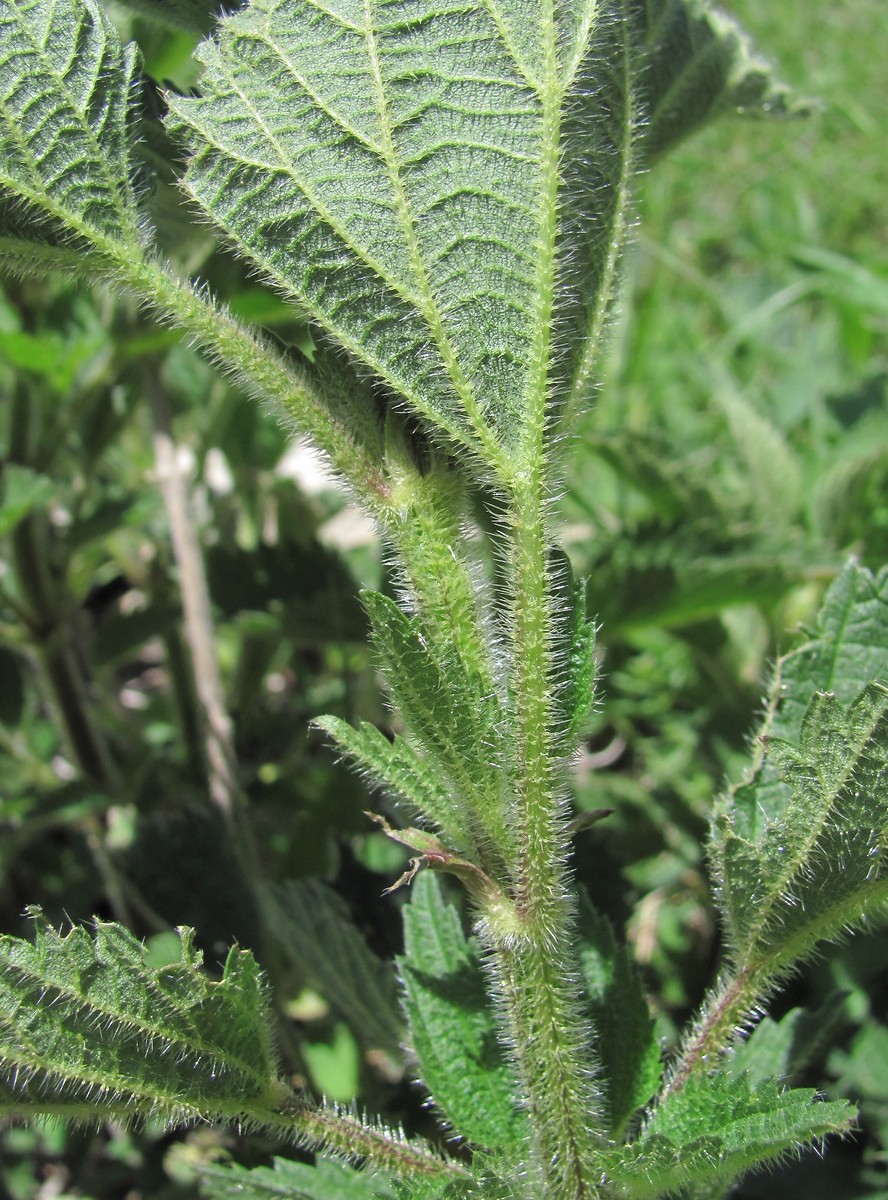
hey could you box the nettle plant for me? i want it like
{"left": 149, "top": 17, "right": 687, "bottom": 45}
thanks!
{"left": 0, "top": 0, "right": 887, "bottom": 1197}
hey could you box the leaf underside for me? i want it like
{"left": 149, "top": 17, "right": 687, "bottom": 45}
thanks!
{"left": 0, "top": 0, "right": 143, "bottom": 248}
{"left": 712, "top": 564, "right": 888, "bottom": 977}
{"left": 165, "top": 0, "right": 639, "bottom": 464}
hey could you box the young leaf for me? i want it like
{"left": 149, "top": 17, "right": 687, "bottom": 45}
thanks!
{"left": 361, "top": 591, "right": 509, "bottom": 858}
{"left": 635, "top": 0, "right": 803, "bottom": 162}
{"left": 313, "top": 716, "right": 472, "bottom": 847}
{"left": 261, "top": 879, "right": 403, "bottom": 1056}
{"left": 716, "top": 682, "right": 888, "bottom": 976}
{"left": 607, "top": 1073, "right": 854, "bottom": 1199}
{"left": 399, "top": 873, "right": 527, "bottom": 1155}
{"left": 0, "top": 913, "right": 282, "bottom": 1124}
{"left": 576, "top": 897, "right": 661, "bottom": 1137}
{"left": 200, "top": 1156, "right": 396, "bottom": 1200}
{"left": 0, "top": 0, "right": 145, "bottom": 259}
{"left": 549, "top": 550, "right": 597, "bottom": 754}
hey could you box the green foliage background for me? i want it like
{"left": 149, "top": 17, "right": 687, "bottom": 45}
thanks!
{"left": 0, "top": 0, "right": 886, "bottom": 1196}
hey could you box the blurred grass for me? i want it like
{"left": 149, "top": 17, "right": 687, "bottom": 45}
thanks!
{"left": 595, "top": 0, "right": 886, "bottom": 436}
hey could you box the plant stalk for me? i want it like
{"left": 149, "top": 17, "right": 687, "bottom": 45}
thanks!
{"left": 485, "top": 468, "right": 602, "bottom": 1199}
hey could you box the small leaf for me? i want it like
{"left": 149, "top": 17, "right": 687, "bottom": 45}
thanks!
{"left": 607, "top": 1073, "right": 854, "bottom": 1198}
{"left": 715, "top": 683, "right": 888, "bottom": 974}
{"left": 200, "top": 1156, "right": 395, "bottom": 1200}
{"left": 362, "top": 591, "right": 509, "bottom": 857}
{"left": 576, "top": 896, "right": 661, "bottom": 1136}
{"left": 0, "top": 0, "right": 145, "bottom": 250}
{"left": 313, "top": 716, "right": 469, "bottom": 846}
{"left": 261, "top": 880, "right": 402, "bottom": 1056}
{"left": 635, "top": 0, "right": 804, "bottom": 162}
{"left": 399, "top": 873, "right": 527, "bottom": 1154}
{"left": 549, "top": 550, "right": 597, "bottom": 754}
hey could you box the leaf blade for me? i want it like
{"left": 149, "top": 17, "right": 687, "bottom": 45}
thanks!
{"left": 0, "top": 0, "right": 144, "bottom": 248}
{"left": 399, "top": 873, "right": 527, "bottom": 1154}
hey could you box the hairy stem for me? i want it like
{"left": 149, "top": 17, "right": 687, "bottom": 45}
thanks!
{"left": 118, "top": 255, "right": 392, "bottom": 514}
{"left": 486, "top": 469, "right": 602, "bottom": 1199}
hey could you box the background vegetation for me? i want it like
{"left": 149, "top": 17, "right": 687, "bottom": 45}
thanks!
{"left": 0, "top": 0, "right": 886, "bottom": 1196}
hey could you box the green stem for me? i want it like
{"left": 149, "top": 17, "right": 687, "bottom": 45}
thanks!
{"left": 117, "top": 255, "right": 393, "bottom": 515}
{"left": 485, "top": 471, "right": 602, "bottom": 1199}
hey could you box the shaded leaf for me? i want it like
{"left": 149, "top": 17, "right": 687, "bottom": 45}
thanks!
{"left": 576, "top": 896, "right": 661, "bottom": 1136}
{"left": 635, "top": 0, "right": 803, "bottom": 162}
{"left": 399, "top": 873, "right": 526, "bottom": 1154}
{"left": 728, "top": 995, "right": 849, "bottom": 1088}
{"left": 261, "top": 879, "right": 402, "bottom": 1055}
{"left": 0, "top": 464, "right": 54, "bottom": 536}
{"left": 0, "top": 646, "right": 25, "bottom": 726}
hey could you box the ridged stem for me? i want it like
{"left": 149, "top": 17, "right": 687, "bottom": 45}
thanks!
{"left": 486, "top": 467, "right": 602, "bottom": 1199}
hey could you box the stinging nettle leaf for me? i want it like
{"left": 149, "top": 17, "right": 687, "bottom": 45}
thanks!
{"left": 200, "top": 1156, "right": 397, "bottom": 1200}
{"left": 399, "top": 872, "right": 528, "bottom": 1154}
{"left": 549, "top": 549, "right": 598, "bottom": 755}
{"left": 770, "top": 561, "right": 888, "bottom": 747}
{"left": 607, "top": 1071, "right": 853, "bottom": 1198}
{"left": 715, "top": 682, "right": 888, "bottom": 973}
{"left": 165, "top": 0, "right": 638, "bottom": 461}
{"left": 0, "top": 0, "right": 145, "bottom": 251}
{"left": 634, "top": 0, "right": 803, "bottom": 162}
{"left": 361, "top": 590, "right": 510, "bottom": 856}
{"left": 314, "top": 715, "right": 471, "bottom": 847}
{"left": 0, "top": 914, "right": 283, "bottom": 1124}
